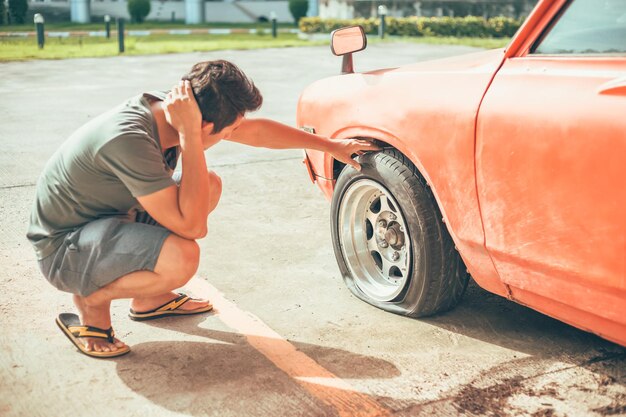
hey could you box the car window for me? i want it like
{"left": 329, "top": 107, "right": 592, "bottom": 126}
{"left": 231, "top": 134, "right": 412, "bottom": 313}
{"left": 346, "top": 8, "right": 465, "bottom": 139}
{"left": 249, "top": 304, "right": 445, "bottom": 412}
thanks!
{"left": 532, "top": 0, "right": 626, "bottom": 55}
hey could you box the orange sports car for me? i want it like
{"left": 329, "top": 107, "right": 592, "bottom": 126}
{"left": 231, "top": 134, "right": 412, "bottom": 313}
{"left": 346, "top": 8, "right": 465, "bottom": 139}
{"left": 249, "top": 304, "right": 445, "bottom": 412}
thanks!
{"left": 298, "top": 0, "right": 626, "bottom": 346}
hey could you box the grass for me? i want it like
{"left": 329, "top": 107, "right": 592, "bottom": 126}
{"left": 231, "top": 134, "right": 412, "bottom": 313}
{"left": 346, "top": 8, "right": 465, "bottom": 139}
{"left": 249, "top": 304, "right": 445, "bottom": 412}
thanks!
{"left": 0, "top": 29, "right": 511, "bottom": 62}
{"left": 0, "top": 21, "right": 297, "bottom": 32}
{"left": 0, "top": 33, "right": 326, "bottom": 61}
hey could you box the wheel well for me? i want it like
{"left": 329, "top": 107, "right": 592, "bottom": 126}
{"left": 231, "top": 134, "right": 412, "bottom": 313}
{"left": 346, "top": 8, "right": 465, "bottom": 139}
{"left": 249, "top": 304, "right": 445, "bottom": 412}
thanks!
{"left": 333, "top": 139, "right": 413, "bottom": 179}
{"left": 333, "top": 138, "right": 391, "bottom": 179}
{"left": 332, "top": 158, "right": 347, "bottom": 180}
{"left": 332, "top": 138, "right": 436, "bottom": 212}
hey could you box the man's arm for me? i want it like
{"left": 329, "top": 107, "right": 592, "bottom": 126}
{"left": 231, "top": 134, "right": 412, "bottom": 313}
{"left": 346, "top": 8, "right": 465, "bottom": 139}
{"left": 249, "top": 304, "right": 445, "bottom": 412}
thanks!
{"left": 228, "top": 118, "right": 380, "bottom": 170}
{"left": 137, "top": 81, "right": 211, "bottom": 240}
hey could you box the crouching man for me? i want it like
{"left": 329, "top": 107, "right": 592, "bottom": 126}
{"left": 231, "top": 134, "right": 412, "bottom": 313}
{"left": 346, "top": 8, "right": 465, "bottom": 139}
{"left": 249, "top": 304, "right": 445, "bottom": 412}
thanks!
{"left": 27, "top": 60, "right": 378, "bottom": 358}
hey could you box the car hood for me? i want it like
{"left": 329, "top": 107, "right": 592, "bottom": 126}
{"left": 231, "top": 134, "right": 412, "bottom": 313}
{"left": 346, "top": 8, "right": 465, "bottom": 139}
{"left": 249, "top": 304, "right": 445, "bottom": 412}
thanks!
{"left": 364, "top": 48, "right": 506, "bottom": 76}
{"left": 297, "top": 47, "right": 506, "bottom": 145}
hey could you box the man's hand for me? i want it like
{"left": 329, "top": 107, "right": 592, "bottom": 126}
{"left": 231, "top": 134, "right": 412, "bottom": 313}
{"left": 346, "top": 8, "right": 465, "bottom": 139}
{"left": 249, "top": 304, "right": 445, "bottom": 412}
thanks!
{"left": 327, "top": 138, "right": 381, "bottom": 171}
{"left": 163, "top": 80, "right": 203, "bottom": 144}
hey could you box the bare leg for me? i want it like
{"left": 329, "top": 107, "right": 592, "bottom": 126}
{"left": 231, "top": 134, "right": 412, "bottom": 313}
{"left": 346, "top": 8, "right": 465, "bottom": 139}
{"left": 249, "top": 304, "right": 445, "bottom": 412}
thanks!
{"left": 205, "top": 170, "right": 222, "bottom": 215}
{"left": 72, "top": 170, "right": 222, "bottom": 353}
{"left": 73, "top": 234, "right": 202, "bottom": 353}
{"left": 72, "top": 295, "right": 126, "bottom": 353}
{"left": 131, "top": 170, "right": 222, "bottom": 313}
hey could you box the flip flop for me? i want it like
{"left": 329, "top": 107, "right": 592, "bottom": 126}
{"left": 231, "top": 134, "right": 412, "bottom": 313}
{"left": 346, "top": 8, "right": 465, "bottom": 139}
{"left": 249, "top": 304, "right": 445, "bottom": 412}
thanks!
{"left": 128, "top": 293, "right": 213, "bottom": 321}
{"left": 55, "top": 313, "right": 130, "bottom": 358}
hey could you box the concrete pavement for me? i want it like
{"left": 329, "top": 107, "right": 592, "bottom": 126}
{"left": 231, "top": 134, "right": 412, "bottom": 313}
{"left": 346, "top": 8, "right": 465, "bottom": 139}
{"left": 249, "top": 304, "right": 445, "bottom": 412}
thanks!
{"left": 0, "top": 44, "right": 624, "bottom": 417}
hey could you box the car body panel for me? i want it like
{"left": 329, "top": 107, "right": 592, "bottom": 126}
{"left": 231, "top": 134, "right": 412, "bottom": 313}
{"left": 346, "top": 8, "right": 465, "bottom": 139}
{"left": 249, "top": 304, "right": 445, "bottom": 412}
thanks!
{"left": 477, "top": 56, "right": 626, "bottom": 333}
{"left": 297, "top": 0, "right": 626, "bottom": 346}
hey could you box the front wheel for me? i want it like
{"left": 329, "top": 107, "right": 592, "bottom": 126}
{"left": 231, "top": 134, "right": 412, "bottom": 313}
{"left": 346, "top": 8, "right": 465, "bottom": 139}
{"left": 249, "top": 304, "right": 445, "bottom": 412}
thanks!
{"left": 331, "top": 149, "right": 469, "bottom": 317}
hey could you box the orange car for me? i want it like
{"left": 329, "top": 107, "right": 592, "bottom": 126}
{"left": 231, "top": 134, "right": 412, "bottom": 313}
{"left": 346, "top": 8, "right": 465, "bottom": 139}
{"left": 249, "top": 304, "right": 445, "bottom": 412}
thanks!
{"left": 298, "top": 0, "right": 626, "bottom": 346}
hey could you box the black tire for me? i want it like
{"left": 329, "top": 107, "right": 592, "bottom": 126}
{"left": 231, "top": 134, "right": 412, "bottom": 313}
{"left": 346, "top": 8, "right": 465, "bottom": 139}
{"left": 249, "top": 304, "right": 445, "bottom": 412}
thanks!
{"left": 331, "top": 149, "right": 469, "bottom": 317}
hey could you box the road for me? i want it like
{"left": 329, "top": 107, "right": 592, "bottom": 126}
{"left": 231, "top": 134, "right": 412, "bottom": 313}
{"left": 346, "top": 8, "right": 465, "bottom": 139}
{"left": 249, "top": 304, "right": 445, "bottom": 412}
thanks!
{"left": 0, "top": 44, "right": 624, "bottom": 417}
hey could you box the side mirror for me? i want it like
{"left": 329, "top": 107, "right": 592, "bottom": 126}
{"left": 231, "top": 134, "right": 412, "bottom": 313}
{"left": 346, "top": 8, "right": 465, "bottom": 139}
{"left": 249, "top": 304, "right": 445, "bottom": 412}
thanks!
{"left": 331, "top": 26, "right": 367, "bottom": 74}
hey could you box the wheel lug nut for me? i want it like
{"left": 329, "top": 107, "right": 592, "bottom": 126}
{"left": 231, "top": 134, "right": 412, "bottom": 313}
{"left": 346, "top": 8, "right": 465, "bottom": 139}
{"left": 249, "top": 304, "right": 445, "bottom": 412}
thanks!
{"left": 392, "top": 251, "right": 400, "bottom": 261}
{"left": 399, "top": 225, "right": 404, "bottom": 232}
{"left": 380, "top": 240, "right": 389, "bottom": 248}
{"left": 378, "top": 220, "right": 386, "bottom": 227}
{"left": 389, "top": 214, "right": 396, "bottom": 221}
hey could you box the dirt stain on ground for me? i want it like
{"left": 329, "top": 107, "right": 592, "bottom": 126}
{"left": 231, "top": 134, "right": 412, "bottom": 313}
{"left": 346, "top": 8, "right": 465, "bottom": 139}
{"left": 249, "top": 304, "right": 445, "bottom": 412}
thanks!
{"left": 591, "top": 393, "right": 626, "bottom": 416}
{"left": 447, "top": 349, "right": 626, "bottom": 417}
{"left": 452, "top": 376, "right": 525, "bottom": 416}
{"left": 531, "top": 409, "right": 556, "bottom": 417}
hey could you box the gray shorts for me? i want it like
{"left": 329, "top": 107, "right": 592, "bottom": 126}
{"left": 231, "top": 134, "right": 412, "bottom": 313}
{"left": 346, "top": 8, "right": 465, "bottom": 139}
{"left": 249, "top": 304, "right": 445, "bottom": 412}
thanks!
{"left": 38, "top": 216, "right": 171, "bottom": 297}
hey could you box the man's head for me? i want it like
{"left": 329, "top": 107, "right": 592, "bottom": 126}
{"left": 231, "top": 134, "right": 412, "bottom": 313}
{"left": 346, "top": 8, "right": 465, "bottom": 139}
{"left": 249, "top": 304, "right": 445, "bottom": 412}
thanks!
{"left": 182, "top": 60, "right": 262, "bottom": 135}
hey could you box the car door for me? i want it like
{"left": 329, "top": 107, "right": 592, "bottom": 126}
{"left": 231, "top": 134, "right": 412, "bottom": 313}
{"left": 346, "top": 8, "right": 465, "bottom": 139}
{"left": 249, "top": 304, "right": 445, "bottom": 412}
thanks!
{"left": 476, "top": 0, "right": 626, "bottom": 327}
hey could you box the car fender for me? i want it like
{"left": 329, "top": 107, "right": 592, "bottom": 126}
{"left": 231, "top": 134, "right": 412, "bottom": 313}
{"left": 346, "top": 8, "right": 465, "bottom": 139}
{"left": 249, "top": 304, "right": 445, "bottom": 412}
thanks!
{"left": 298, "top": 49, "right": 510, "bottom": 296}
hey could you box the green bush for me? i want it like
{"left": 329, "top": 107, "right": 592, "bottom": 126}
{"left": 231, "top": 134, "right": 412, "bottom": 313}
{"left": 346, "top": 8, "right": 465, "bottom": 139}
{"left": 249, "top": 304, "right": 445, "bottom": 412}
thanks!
{"left": 288, "top": 0, "right": 308, "bottom": 25}
{"left": 8, "top": 0, "right": 27, "bottom": 24}
{"left": 299, "top": 15, "right": 522, "bottom": 38}
{"left": 299, "top": 17, "right": 378, "bottom": 35}
{"left": 128, "top": 0, "right": 151, "bottom": 23}
{"left": 489, "top": 16, "right": 521, "bottom": 37}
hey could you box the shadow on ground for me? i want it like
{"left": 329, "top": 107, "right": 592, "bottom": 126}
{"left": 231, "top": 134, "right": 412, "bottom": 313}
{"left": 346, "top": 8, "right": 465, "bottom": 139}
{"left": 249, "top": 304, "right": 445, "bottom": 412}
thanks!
{"left": 387, "top": 279, "right": 626, "bottom": 416}
{"left": 425, "top": 279, "right": 625, "bottom": 360}
{"left": 113, "top": 280, "right": 625, "bottom": 417}
{"left": 114, "top": 315, "right": 400, "bottom": 416}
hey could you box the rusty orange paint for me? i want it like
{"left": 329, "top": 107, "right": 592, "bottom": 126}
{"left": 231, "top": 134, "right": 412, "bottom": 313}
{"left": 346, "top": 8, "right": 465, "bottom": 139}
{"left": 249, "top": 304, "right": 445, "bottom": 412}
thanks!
{"left": 299, "top": 0, "right": 626, "bottom": 346}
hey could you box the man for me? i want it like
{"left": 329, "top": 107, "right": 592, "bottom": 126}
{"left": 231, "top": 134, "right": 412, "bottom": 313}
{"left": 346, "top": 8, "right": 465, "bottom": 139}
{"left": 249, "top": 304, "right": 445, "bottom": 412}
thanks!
{"left": 27, "top": 60, "right": 378, "bottom": 358}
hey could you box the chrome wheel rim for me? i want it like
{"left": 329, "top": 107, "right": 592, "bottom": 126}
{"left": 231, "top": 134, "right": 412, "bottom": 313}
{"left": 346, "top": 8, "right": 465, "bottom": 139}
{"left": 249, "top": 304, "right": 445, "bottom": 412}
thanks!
{"left": 338, "top": 179, "right": 411, "bottom": 302}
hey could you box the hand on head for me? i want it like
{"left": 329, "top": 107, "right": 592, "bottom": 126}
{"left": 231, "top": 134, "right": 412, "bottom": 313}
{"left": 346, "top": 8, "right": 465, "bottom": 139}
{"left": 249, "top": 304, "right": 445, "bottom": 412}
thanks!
{"left": 163, "top": 80, "right": 203, "bottom": 140}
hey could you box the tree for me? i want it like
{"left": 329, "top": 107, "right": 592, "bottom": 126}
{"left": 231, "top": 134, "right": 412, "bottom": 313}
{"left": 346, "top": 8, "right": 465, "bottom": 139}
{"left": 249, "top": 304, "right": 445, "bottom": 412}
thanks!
{"left": 8, "top": 0, "right": 27, "bottom": 24}
{"left": 128, "top": 0, "right": 151, "bottom": 23}
{"left": 288, "top": 0, "right": 308, "bottom": 25}
{"left": 0, "top": 0, "right": 6, "bottom": 25}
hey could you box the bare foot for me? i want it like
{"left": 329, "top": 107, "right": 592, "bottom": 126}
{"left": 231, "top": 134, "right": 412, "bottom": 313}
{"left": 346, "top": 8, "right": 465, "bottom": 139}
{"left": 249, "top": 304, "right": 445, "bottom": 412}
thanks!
{"left": 130, "top": 291, "right": 211, "bottom": 313}
{"left": 73, "top": 295, "right": 128, "bottom": 353}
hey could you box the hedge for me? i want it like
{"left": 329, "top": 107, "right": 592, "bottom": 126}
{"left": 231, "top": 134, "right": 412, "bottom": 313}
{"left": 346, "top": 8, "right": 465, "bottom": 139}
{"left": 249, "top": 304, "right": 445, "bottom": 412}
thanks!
{"left": 299, "top": 16, "right": 522, "bottom": 38}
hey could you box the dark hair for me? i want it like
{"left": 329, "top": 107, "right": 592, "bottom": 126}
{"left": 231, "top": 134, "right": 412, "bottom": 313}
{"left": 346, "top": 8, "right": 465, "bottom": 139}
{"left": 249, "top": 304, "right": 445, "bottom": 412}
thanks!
{"left": 182, "top": 60, "right": 263, "bottom": 134}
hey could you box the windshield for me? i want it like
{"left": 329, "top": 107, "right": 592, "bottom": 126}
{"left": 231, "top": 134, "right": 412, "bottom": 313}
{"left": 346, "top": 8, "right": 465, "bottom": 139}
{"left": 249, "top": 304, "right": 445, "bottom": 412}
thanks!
{"left": 532, "top": 0, "right": 626, "bottom": 54}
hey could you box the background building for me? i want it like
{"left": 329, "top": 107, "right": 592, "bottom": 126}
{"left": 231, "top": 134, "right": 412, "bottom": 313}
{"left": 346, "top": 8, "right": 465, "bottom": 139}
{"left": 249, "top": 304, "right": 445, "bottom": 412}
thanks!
{"left": 26, "top": 0, "right": 294, "bottom": 23}
{"left": 25, "top": 0, "right": 538, "bottom": 24}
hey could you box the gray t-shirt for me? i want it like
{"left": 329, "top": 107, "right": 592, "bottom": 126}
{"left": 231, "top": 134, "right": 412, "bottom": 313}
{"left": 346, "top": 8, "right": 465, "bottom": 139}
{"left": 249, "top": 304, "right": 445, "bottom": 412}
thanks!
{"left": 27, "top": 91, "right": 177, "bottom": 260}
